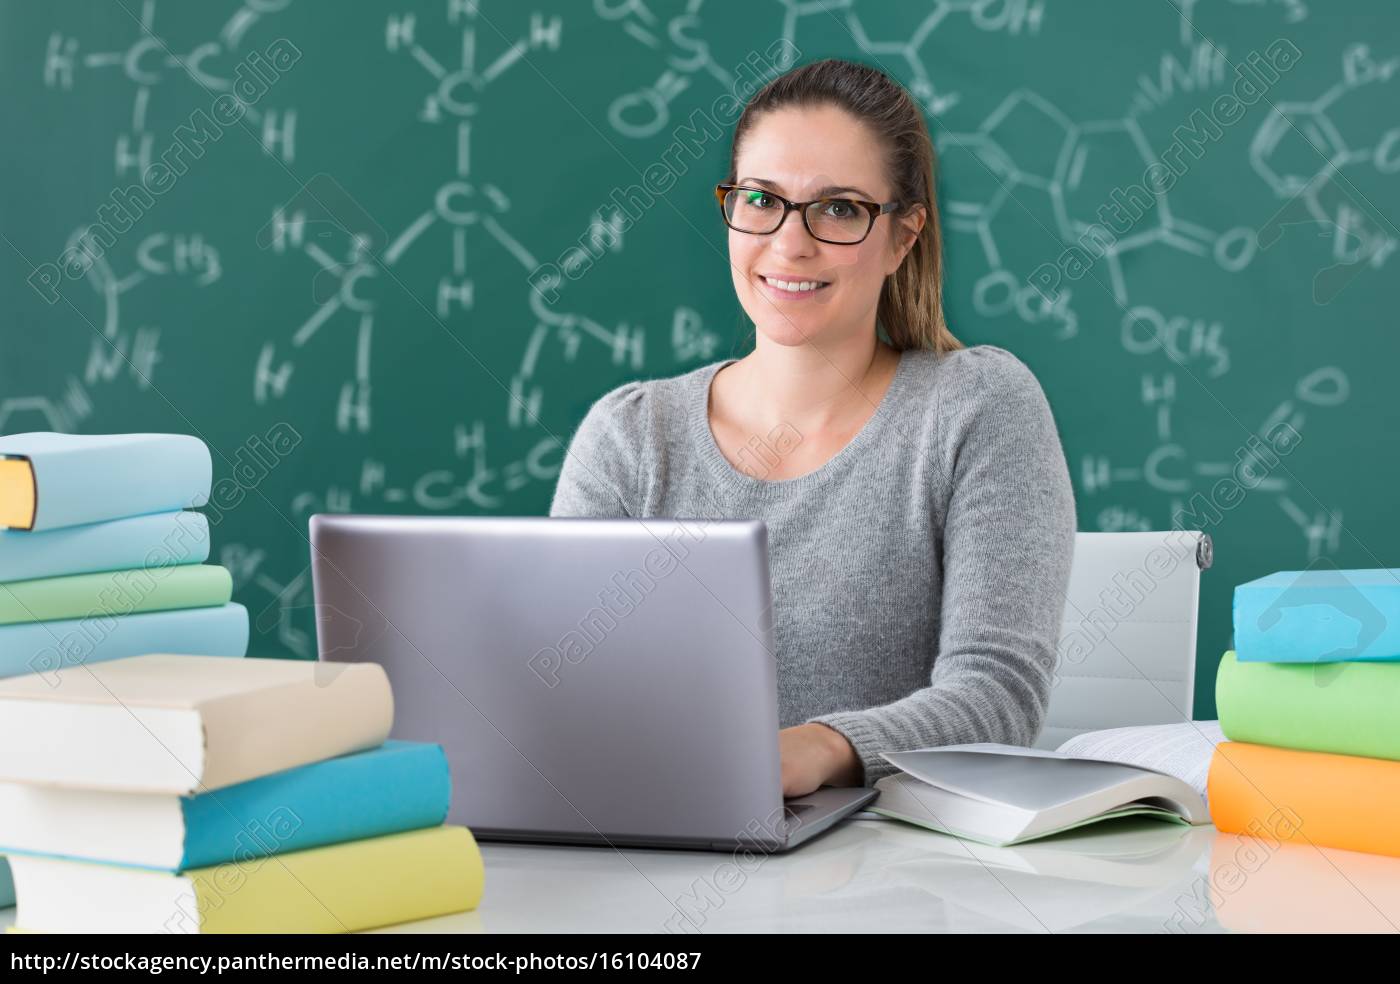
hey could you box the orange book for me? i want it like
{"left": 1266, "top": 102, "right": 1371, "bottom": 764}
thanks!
{"left": 1209, "top": 741, "right": 1400, "bottom": 858}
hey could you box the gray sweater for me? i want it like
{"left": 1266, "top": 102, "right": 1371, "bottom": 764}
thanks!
{"left": 549, "top": 344, "right": 1078, "bottom": 784}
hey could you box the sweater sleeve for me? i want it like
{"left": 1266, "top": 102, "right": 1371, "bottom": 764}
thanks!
{"left": 808, "top": 351, "right": 1078, "bottom": 784}
{"left": 548, "top": 381, "right": 648, "bottom": 518}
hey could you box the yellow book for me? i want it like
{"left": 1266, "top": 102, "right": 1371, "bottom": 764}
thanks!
{"left": 9, "top": 825, "right": 484, "bottom": 933}
{"left": 0, "top": 458, "right": 35, "bottom": 529}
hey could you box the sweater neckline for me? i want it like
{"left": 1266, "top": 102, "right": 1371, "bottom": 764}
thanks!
{"left": 690, "top": 349, "right": 913, "bottom": 495}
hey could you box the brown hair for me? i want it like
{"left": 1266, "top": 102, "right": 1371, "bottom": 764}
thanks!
{"left": 725, "top": 57, "right": 962, "bottom": 354}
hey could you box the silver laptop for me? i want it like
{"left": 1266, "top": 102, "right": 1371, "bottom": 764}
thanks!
{"left": 308, "top": 515, "right": 876, "bottom": 852}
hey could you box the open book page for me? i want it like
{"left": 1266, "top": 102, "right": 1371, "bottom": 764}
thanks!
{"left": 1054, "top": 721, "right": 1225, "bottom": 803}
{"left": 849, "top": 723, "right": 1225, "bottom": 822}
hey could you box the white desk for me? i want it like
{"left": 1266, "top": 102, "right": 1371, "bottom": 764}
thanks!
{"left": 373, "top": 816, "right": 1400, "bottom": 934}
{"left": 8, "top": 816, "right": 1400, "bottom": 933}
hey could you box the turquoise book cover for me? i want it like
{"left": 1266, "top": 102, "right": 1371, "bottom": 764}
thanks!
{"left": 0, "top": 433, "right": 210, "bottom": 531}
{"left": 0, "top": 603, "right": 249, "bottom": 679}
{"left": 0, "top": 742, "right": 452, "bottom": 872}
{"left": 1234, "top": 569, "right": 1400, "bottom": 663}
{"left": 0, "top": 511, "right": 210, "bottom": 583}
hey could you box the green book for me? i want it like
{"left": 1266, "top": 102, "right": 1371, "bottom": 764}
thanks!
{"left": 1216, "top": 649, "right": 1400, "bottom": 761}
{"left": 0, "top": 565, "right": 231, "bottom": 626}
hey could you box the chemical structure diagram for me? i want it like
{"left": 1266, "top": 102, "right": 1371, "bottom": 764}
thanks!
{"left": 75, "top": 227, "right": 222, "bottom": 384}
{"left": 596, "top": 0, "right": 756, "bottom": 138}
{"left": 289, "top": 420, "right": 565, "bottom": 520}
{"left": 1083, "top": 363, "right": 1350, "bottom": 560}
{"left": 0, "top": 378, "right": 92, "bottom": 436}
{"left": 597, "top": 0, "right": 1043, "bottom": 138}
{"left": 1, "top": 222, "right": 221, "bottom": 433}
{"left": 939, "top": 89, "right": 1257, "bottom": 337}
{"left": 257, "top": 1, "right": 720, "bottom": 439}
{"left": 27, "top": 0, "right": 261, "bottom": 436}
{"left": 1079, "top": 42, "right": 1397, "bottom": 550}
{"left": 911, "top": 75, "right": 1352, "bottom": 552}
{"left": 776, "top": 0, "right": 1047, "bottom": 119}
{"left": 42, "top": 0, "right": 298, "bottom": 178}
{"left": 1249, "top": 43, "right": 1400, "bottom": 287}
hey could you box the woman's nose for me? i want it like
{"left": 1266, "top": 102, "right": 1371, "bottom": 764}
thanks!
{"left": 769, "top": 208, "right": 818, "bottom": 256}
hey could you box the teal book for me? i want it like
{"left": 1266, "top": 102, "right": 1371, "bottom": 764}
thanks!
{"left": 0, "top": 432, "right": 210, "bottom": 532}
{"left": 0, "top": 564, "right": 230, "bottom": 626}
{"left": 0, "top": 741, "right": 451, "bottom": 871}
{"left": 1234, "top": 568, "right": 1400, "bottom": 662}
{"left": 0, "top": 603, "right": 248, "bottom": 679}
{"left": 0, "top": 510, "right": 210, "bottom": 583}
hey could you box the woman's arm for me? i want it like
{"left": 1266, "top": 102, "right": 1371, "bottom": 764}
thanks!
{"left": 548, "top": 382, "right": 647, "bottom": 518}
{"left": 808, "top": 354, "right": 1078, "bottom": 785}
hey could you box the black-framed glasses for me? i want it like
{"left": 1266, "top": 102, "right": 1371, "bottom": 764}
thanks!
{"left": 714, "top": 183, "right": 901, "bottom": 245}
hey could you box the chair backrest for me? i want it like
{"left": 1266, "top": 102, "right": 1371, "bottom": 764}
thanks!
{"left": 1037, "top": 530, "right": 1213, "bottom": 750}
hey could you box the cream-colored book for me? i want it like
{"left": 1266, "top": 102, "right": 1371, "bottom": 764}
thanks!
{"left": 0, "top": 654, "right": 391, "bottom": 794}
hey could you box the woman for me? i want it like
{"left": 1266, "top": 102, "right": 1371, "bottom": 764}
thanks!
{"left": 550, "top": 58, "right": 1077, "bottom": 798}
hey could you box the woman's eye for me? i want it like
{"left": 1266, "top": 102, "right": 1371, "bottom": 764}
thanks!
{"left": 823, "top": 200, "right": 854, "bottom": 218}
{"left": 744, "top": 192, "right": 774, "bottom": 209}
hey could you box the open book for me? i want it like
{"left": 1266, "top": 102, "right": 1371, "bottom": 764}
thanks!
{"left": 866, "top": 721, "right": 1223, "bottom": 847}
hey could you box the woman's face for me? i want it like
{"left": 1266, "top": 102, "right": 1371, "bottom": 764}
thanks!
{"left": 727, "top": 103, "right": 923, "bottom": 350}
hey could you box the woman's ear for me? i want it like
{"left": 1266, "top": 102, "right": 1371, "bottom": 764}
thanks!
{"left": 887, "top": 203, "right": 926, "bottom": 274}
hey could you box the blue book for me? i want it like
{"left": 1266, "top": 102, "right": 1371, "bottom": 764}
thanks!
{"left": 0, "top": 510, "right": 210, "bottom": 583}
{"left": 0, "top": 432, "right": 210, "bottom": 531}
{"left": 0, "top": 603, "right": 249, "bottom": 679}
{"left": 0, "top": 741, "right": 451, "bottom": 871}
{"left": 1234, "top": 568, "right": 1400, "bottom": 662}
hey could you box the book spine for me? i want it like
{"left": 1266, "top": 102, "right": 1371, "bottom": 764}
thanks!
{"left": 179, "top": 742, "right": 451, "bottom": 869}
{"left": 1233, "top": 577, "right": 1400, "bottom": 662}
{"left": 0, "top": 603, "right": 249, "bottom": 680}
{"left": 0, "top": 564, "right": 232, "bottom": 626}
{"left": 0, "top": 511, "right": 210, "bottom": 583}
{"left": 28, "top": 434, "right": 211, "bottom": 531}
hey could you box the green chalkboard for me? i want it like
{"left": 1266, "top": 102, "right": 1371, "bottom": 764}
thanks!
{"left": 3, "top": 1, "right": 1397, "bottom": 717}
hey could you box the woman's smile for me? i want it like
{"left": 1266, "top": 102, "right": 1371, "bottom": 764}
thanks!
{"left": 756, "top": 273, "right": 833, "bottom": 301}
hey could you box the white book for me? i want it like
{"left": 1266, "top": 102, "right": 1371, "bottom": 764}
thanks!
{"left": 0, "top": 653, "right": 392, "bottom": 794}
{"left": 869, "top": 721, "right": 1223, "bottom": 847}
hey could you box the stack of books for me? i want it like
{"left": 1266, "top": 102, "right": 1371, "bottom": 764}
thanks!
{"left": 0, "top": 432, "right": 251, "bottom": 908}
{"left": 0, "top": 654, "right": 484, "bottom": 933}
{"left": 1209, "top": 568, "right": 1400, "bottom": 858}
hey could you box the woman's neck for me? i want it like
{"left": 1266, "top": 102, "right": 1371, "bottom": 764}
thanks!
{"left": 719, "top": 334, "right": 901, "bottom": 434}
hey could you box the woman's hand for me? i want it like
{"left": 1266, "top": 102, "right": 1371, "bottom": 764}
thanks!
{"left": 779, "top": 723, "right": 863, "bottom": 797}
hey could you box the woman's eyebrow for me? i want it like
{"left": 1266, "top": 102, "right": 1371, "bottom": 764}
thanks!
{"left": 737, "top": 177, "right": 874, "bottom": 199}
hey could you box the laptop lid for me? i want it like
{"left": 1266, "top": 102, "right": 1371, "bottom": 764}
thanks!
{"left": 309, "top": 515, "right": 789, "bottom": 849}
